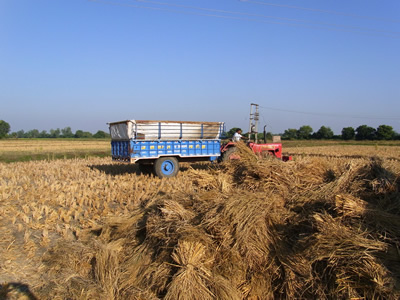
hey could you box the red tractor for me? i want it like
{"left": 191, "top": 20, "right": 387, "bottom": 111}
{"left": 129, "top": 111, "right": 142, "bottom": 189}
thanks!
{"left": 220, "top": 104, "right": 292, "bottom": 162}
{"left": 220, "top": 141, "right": 292, "bottom": 162}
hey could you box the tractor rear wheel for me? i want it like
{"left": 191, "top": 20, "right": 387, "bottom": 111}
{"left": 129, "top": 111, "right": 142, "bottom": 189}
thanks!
{"left": 222, "top": 147, "right": 240, "bottom": 162}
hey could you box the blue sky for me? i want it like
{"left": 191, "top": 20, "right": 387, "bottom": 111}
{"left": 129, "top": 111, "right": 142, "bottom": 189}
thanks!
{"left": 1, "top": 0, "right": 399, "bottom": 134}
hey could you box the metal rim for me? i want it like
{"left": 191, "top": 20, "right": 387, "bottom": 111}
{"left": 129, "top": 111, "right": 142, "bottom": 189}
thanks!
{"left": 161, "top": 160, "right": 175, "bottom": 175}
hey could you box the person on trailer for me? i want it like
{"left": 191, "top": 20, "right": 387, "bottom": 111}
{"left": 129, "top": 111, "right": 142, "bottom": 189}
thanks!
{"left": 232, "top": 129, "right": 248, "bottom": 142}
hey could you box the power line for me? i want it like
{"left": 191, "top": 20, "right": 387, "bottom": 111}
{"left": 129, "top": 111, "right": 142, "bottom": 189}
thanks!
{"left": 258, "top": 105, "right": 400, "bottom": 120}
{"left": 88, "top": 0, "right": 400, "bottom": 39}
{"left": 132, "top": 0, "right": 400, "bottom": 36}
{"left": 240, "top": 0, "right": 400, "bottom": 24}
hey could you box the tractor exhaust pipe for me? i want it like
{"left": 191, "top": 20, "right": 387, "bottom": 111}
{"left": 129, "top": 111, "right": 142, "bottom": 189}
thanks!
{"left": 263, "top": 125, "right": 267, "bottom": 143}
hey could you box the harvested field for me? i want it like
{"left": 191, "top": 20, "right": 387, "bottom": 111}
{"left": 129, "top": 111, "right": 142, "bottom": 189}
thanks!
{"left": 1, "top": 142, "right": 400, "bottom": 299}
{"left": 0, "top": 139, "right": 110, "bottom": 162}
{"left": 287, "top": 145, "right": 400, "bottom": 160}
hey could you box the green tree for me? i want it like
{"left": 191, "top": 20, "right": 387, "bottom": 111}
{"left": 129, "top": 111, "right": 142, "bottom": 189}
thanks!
{"left": 25, "top": 129, "right": 40, "bottom": 138}
{"left": 15, "top": 130, "right": 25, "bottom": 138}
{"left": 257, "top": 131, "right": 273, "bottom": 142}
{"left": 297, "top": 125, "right": 313, "bottom": 140}
{"left": 50, "top": 128, "right": 61, "bottom": 138}
{"left": 355, "top": 125, "right": 376, "bottom": 140}
{"left": 39, "top": 130, "right": 49, "bottom": 138}
{"left": 315, "top": 126, "right": 334, "bottom": 139}
{"left": 282, "top": 128, "right": 298, "bottom": 140}
{"left": 0, "top": 120, "right": 10, "bottom": 138}
{"left": 93, "top": 130, "right": 109, "bottom": 138}
{"left": 61, "top": 127, "right": 74, "bottom": 138}
{"left": 376, "top": 125, "right": 395, "bottom": 140}
{"left": 75, "top": 130, "right": 93, "bottom": 138}
{"left": 341, "top": 127, "right": 355, "bottom": 140}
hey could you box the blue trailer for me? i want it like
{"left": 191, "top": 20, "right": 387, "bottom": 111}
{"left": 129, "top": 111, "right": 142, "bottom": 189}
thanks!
{"left": 109, "top": 120, "right": 225, "bottom": 178}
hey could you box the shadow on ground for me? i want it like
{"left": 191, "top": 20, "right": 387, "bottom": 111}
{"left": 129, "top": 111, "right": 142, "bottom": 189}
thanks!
{"left": 89, "top": 162, "right": 220, "bottom": 176}
{"left": 89, "top": 163, "right": 141, "bottom": 176}
{"left": 0, "top": 282, "right": 38, "bottom": 300}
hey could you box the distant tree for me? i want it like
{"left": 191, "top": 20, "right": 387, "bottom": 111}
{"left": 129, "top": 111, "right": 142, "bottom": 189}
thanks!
{"left": 25, "top": 129, "right": 40, "bottom": 138}
{"left": 376, "top": 125, "right": 395, "bottom": 140}
{"left": 315, "top": 126, "right": 334, "bottom": 139}
{"left": 50, "top": 128, "right": 61, "bottom": 138}
{"left": 83, "top": 131, "right": 93, "bottom": 138}
{"left": 75, "top": 130, "right": 84, "bottom": 138}
{"left": 266, "top": 132, "right": 273, "bottom": 141}
{"left": 341, "top": 127, "right": 355, "bottom": 140}
{"left": 355, "top": 125, "right": 376, "bottom": 140}
{"left": 16, "top": 130, "right": 25, "bottom": 138}
{"left": 61, "top": 127, "right": 74, "bottom": 138}
{"left": 39, "top": 130, "right": 49, "bottom": 138}
{"left": 0, "top": 120, "right": 10, "bottom": 138}
{"left": 282, "top": 128, "right": 298, "bottom": 140}
{"left": 75, "top": 130, "right": 93, "bottom": 138}
{"left": 33, "top": 129, "right": 40, "bottom": 138}
{"left": 93, "top": 130, "right": 109, "bottom": 138}
{"left": 297, "top": 125, "right": 313, "bottom": 140}
{"left": 257, "top": 131, "right": 273, "bottom": 141}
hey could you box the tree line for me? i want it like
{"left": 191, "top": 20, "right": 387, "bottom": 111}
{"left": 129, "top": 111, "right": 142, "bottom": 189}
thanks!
{"left": 225, "top": 124, "right": 399, "bottom": 141}
{"left": 281, "top": 125, "right": 399, "bottom": 140}
{"left": 1, "top": 119, "right": 398, "bottom": 141}
{"left": 0, "top": 120, "right": 110, "bottom": 139}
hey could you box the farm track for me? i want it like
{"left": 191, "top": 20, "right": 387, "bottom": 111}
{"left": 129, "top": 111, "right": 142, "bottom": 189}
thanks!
{"left": 1, "top": 143, "right": 400, "bottom": 299}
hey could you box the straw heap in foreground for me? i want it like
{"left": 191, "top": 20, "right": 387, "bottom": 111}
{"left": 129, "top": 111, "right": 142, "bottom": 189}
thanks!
{"left": 0, "top": 142, "right": 400, "bottom": 299}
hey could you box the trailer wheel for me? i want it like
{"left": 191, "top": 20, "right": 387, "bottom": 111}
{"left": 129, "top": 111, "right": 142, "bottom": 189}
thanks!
{"left": 154, "top": 157, "right": 179, "bottom": 178}
{"left": 222, "top": 147, "right": 240, "bottom": 162}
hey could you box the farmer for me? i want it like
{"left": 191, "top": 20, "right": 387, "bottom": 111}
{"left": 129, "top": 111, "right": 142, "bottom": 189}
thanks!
{"left": 232, "top": 129, "right": 248, "bottom": 142}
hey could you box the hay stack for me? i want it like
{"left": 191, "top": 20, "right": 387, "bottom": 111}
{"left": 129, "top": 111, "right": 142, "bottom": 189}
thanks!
{"left": 25, "top": 152, "right": 400, "bottom": 299}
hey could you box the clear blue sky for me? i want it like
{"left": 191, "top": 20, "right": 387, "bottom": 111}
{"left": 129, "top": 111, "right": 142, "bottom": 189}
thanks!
{"left": 1, "top": 0, "right": 399, "bottom": 134}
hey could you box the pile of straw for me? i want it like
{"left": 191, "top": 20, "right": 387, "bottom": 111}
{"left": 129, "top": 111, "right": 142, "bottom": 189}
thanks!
{"left": 4, "top": 146, "right": 400, "bottom": 299}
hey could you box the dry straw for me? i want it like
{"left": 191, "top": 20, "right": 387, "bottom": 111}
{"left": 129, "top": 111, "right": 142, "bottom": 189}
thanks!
{"left": 1, "top": 144, "right": 400, "bottom": 299}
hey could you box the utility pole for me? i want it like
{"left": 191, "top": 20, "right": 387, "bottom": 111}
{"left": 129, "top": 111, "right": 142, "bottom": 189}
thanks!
{"left": 248, "top": 103, "right": 259, "bottom": 143}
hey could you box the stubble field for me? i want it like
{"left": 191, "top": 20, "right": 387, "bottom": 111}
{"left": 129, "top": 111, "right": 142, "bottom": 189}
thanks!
{"left": 0, "top": 139, "right": 110, "bottom": 162}
{"left": 1, "top": 139, "right": 400, "bottom": 299}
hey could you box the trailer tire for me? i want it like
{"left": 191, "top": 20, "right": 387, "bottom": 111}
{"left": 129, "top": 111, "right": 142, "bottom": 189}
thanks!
{"left": 154, "top": 157, "right": 179, "bottom": 178}
{"left": 222, "top": 147, "right": 240, "bottom": 162}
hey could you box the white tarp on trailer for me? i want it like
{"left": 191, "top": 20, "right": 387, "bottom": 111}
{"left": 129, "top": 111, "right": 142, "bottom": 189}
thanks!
{"left": 109, "top": 120, "right": 224, "bottom": 140}
{"left": 109, "top": 121, "right": 135, "bottom": 140}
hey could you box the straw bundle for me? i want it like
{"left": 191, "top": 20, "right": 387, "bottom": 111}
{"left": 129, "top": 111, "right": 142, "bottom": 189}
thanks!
{"left": 305, "top": 213, "right": 394, "bottom": 299}
{"left": 94, "top": 240, "right": 123, "bottom": 299}
{"left": 165, "top": 240, "right": 214, "bottom": 300}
